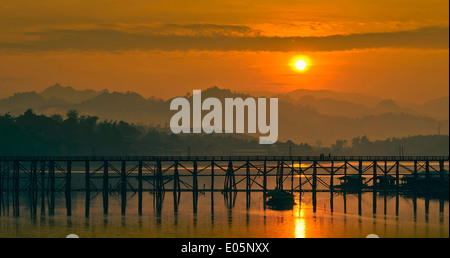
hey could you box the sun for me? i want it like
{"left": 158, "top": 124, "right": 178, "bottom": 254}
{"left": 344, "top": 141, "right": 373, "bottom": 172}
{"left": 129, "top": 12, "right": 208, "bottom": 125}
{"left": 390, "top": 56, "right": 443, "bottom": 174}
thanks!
{"left": 295, "top": 60, "right": 307, "bottom": 71}
{"left": 290, "top": 55, "right": 311, "bottom": 72}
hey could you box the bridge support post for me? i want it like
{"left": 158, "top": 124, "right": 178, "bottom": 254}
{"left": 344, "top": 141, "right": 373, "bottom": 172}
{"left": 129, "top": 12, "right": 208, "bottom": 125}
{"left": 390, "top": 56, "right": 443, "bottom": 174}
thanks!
{"left": 358, "top": 160, "right": 363, "bottom": 215}
{"left": 263, "top": 160, "right": 267, "bottom": 198}
{"left": 49, "top": 160, "right": 55, "bottom": 216}
{"left": 40, "top": 161, "right": 45, "bottom": 216}
{"left": 13, "top": 160, "right": 20, "bottom": 217}
{"left": 395, "top": 161, "right": 400, "bottom": 216}
{"left": 312, "top": 160, "right": 317, "bottom": 212}
{"left": 121, "top": 160, "right": 127, "bottom": 215}
{"left": 330, "top": 161, "right": 334, "bottom": 212}
{"left": 103, "top": 161, "right": 109, "bottom": 215}
{"left": 156, "top": 160, "right": 163, "bottom": 194}
{"left": 193, "top": 161, "right": 198, "bottom": 194}
{"left": 66, "top": 161, "right": 72, "bottom": 216}
{"left": 85, "top": 161, "right": 90, "bottom": 217}
{"left": 373, "top": 161, "right": 377, "bottom": 214}
{"left": 246, "top": 161, "right": 250, "bottom": 210}
{"left": 298, "top": 160, "right": 302, "bottom": 194}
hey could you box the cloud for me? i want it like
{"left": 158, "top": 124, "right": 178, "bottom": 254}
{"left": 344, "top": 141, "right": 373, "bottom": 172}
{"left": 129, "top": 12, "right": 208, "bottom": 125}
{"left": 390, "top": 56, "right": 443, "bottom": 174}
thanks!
{"left": 0, "top": 24, "right": 447, "bottom": 52}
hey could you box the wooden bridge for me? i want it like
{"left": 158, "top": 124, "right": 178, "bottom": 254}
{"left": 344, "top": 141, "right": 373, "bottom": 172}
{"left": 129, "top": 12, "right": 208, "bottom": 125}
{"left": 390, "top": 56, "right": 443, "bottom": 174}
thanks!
{"left": 0, "top": 155, "right": 448, "bottom": 216}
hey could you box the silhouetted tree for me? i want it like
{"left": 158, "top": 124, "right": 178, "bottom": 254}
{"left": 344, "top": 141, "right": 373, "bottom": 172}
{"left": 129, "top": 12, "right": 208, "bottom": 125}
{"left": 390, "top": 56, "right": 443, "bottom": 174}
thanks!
{"left": 0, "top": 111, "right": 448, "bottom": 156}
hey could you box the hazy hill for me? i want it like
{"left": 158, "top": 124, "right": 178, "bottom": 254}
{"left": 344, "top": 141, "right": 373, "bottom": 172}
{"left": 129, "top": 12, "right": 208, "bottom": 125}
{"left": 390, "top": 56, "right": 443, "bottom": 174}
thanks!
{"left": 73, "top": 91, "right": 170, "bottom": 127}
{"left": 252, "top": 88, "right": 449, "bottom": 122}
{"left": 419, "top": 96, "right": 449, "bottom": 121}
{"left": 251, "top": 88, "right": 384, "bottom": 107}
{"left": 0, "top": 91, "right": 68, "bottom": 115}
{"left": 276, "top": 101, "right": 441, "bottom": 145}
{"left": 40, "top": 83, "right": 108, "bottom": 103}
{"left": 0, "top": 84, "right": 448, "bottom": 146}
{"left": 286, "top": 95, "right": 418, "bottom": 118}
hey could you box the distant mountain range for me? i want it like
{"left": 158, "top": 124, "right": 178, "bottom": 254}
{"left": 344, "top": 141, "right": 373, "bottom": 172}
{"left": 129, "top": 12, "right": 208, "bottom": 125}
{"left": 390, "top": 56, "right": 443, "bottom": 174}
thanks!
{"left": 0, "top": 83, "right": 448, "bottom": 145}
{"left": 251, "top": 88, "right": 449, "bottom": 121}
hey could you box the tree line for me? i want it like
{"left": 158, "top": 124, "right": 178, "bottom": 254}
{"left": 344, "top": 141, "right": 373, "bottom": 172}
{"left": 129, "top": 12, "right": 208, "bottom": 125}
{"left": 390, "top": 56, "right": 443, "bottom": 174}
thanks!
{"left": 0, "top": 110, "right": 447, "bottom": 156}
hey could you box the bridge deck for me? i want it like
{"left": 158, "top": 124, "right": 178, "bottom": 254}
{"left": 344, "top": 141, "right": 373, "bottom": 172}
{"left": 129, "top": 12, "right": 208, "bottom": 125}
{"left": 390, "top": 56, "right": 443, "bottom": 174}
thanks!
{"left": 0, "top": 155, "right": 448, "bottom": 161}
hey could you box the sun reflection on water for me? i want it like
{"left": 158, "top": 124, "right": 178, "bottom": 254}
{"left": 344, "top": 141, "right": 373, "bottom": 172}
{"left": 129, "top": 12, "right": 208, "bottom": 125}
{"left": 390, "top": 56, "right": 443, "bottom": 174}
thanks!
{"left": 294, "top": 198, "right": 306, "bottom": 238}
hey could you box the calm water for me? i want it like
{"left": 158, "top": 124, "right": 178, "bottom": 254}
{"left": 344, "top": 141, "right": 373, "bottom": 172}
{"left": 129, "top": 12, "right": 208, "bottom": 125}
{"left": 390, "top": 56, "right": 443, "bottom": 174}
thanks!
{"left": 0, "top": 191, "right": 448, "bottom": 238}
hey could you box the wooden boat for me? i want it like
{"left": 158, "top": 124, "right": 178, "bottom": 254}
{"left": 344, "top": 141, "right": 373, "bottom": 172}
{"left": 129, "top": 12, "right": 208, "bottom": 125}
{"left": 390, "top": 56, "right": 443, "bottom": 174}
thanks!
{"left": 265, "top": 189, "right": 296, "bottom": 210}
{"left": 335, "top": 175, "right": 365, "bottom": 192}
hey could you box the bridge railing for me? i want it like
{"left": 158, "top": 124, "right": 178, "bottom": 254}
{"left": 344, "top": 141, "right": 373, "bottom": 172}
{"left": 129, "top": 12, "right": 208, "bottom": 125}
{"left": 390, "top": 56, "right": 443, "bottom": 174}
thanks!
{"left": 0, "top": 155, "right": 448, "bottom": 162}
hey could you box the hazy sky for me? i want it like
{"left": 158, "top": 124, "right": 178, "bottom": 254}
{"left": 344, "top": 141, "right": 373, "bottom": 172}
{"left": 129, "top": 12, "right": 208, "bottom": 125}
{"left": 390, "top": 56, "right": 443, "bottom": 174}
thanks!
{"left": 0, "top": 0, "right": 448, "bottom": 103}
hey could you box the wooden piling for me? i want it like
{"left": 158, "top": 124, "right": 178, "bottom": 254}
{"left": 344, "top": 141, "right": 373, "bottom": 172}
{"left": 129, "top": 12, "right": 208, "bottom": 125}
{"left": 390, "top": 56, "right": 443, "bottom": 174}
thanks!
{"left": 49, "top": 160, "right": 55, "bottom": 216}
{"left": 173, "top": 162, "right": 178, "bottom": 213}
{"left": 358, "top": 160, "right": 363, "bottom": 182}
{"left": 312, "top": 160, "right": 317, "bottom": 193}
{"left": 231, "top": 161, "right": 236, "bottom": 192}
{"left": 85, "top": 160, "right": 90, "bottom": 217}
{"left": 211, "top": 160, "right": 215, "bottom": 192}
{"left": 358, "top": 160, "right": 362, "bottom": 215}
{"left": 40, "top": 161, "right": 45, "bottom": 216}
{"left": 66, "top": 161, "right": 72, "bottom": 216}
{"left": 344, "top": 160, "right": 348, "bottom": 178}
{"left": 298, "top": 160, "right": 302, "bottom": 193}
{"left": 155, "top": 160, "right": 161, "bottom": 194}
{"left": 263, "top": 160, "right": 267, "bottom": 197}
{"left": 290, "top": 161, "right": 294, "bottom": 193}
{"left": 121, "top": 160, "right": 127, "bottom": 215}
{"left": 6, "top": 162, "right": 10, "bottom": 192}
{"left": 66, "top": 161, "right": 72, "bottom": 194}
{"left": 0, "top": 161, "right": 2, "bottom": 193}
{"left": 343, "top": 161, "right": 347, "bottom": 214}
{"left": 358, "top": 191, "right": 362, "bottom": 216}
{"left": 246, "top": 161, "right": 250, "bottom": 193}
{"left": 277, "top": 161, "right": 283, "bottom": 190}
{"left": 193, "top": 160, "right": 198, "bottom": 194}
{"left": 49, "top": 160, "right": 55, "bottom": 191}
{"left": 30, "top": 161, "right": 38, "bottom": 217}
{"left": 330, "top": 161, "right": 334, "bottom": 212}
{"left": 173, "top": 160, "right": 179, "bottom": 193}
{"left": 13, "top": 160, "right": 19, "bottom": 216}
{"left": 395, "top": 161, "right": 400, "bottom": 189}
{"left": 312, "top": 160, "right": 317, "bottom": 212}
{"left": 193, "top": 160, "right": 199, "bottom": 213}
{"left": 103, "top": 161, "right": 109, "bottom": 215}
{"left": 372, "top": 161, "right": 377, "bottom": 214}
{"left": 193, "top": 188, "right": 198, "bottom": 215}
{"left": 246, "top": 161, "right": 250, "bottom": 210}
{"left": 372, "top": 161, "right": 377, "bottom": 190}
{"left": 138, "top": 160, "right": 143, "bottom": 215}
{"left": 413, "top": 160, "right": 418, "bottom": 191}
{"left": 30, "top": 161, "right": 37, "bottom": 192}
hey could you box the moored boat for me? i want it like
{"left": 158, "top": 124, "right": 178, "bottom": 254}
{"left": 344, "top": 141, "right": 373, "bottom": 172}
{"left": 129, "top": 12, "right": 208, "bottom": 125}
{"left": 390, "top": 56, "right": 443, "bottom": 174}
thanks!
{"left": 265, "top": 189, "right": 296, "bottom": 210}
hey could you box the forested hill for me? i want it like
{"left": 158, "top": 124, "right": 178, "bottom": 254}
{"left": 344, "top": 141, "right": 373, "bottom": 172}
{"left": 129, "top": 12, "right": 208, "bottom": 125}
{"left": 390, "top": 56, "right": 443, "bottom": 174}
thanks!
{"left": 0, "top": 110, "right": 448, "bottom": 156}
{"left": 0, "top": 84, "right": 448, "bottom": 146}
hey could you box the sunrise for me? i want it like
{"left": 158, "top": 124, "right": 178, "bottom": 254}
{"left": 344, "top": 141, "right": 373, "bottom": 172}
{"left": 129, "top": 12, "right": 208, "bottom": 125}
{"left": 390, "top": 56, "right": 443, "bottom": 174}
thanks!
{"left": 0, "top": 0, "right": 448, "bottom": 244}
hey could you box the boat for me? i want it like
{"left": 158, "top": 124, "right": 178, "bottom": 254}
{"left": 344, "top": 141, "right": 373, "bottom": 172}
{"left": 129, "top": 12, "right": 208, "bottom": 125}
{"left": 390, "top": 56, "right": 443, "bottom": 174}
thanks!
{"left": 401, "top": 170, "right": 449, "bottom": 199}
{"left": 335, "top": 175, "right": 366, "bottom": 192}
{"left": 265, "top": 189, "right": 296, "bottom": 210}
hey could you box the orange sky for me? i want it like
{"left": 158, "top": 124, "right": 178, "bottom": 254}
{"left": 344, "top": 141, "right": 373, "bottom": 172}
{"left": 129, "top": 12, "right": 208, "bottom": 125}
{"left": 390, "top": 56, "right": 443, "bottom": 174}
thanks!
{"left": 0, "top": 0, "right": 448, "bottom": 103}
